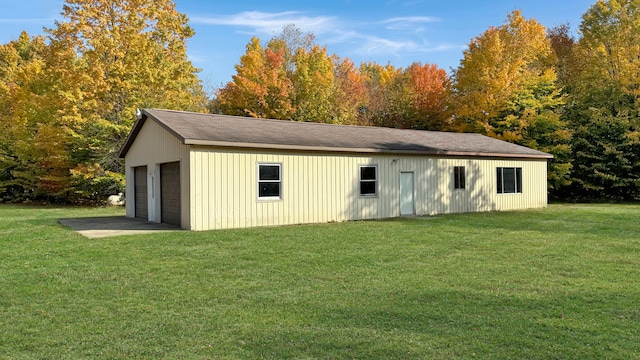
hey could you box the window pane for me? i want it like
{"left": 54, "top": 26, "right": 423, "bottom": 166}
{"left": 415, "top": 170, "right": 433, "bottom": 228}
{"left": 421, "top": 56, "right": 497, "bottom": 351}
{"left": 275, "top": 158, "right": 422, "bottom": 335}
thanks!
{"left": 360, "top": 166, "right": 376, "bottom": 180}
{"left": 454, "top": 166, "right": 465, "bottom": 189}
{"left": 259, "top": 182, "right": 280, "bottom": 197}
{"left": 497, "top": 168, "right": 503, "bottom": 193}
{"left": 259, "top": 165, "right": 280, "bottom": 181}
{"left": 503, "top": 168, "right": 516, "bottom": 193}
{"left": 516, "top": 168, "right": 522, "bottom": 193}
{"left": 360, "top": 181, "right": 376, "bottom": 195}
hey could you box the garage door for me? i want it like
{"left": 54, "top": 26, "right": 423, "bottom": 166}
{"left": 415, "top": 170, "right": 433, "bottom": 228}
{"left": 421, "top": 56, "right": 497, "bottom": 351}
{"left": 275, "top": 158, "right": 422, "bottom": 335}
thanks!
{"left": 160, "top": 162, "right": 181, "bottom": 226}
{"left": 134, "top": 166, "right": 148, "bottom": 220}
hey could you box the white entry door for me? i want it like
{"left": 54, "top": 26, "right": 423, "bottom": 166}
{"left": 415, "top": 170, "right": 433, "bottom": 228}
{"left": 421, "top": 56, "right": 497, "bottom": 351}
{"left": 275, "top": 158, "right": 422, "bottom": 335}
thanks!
{"left": 400, "top": 172, "right": 415, "bottom": 216}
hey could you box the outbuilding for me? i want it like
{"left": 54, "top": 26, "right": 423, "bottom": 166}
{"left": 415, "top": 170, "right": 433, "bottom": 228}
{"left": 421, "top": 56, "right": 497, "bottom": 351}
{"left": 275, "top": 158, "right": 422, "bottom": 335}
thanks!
{"left": 118, "top": 109, "right": 552, "bottom": 230}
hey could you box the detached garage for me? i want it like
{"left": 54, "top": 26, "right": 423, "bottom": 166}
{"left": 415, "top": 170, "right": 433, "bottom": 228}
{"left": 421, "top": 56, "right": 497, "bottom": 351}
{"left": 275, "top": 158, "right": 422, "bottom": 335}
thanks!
{"left": 119, "top": 109, "right": 552, "bottom": 230}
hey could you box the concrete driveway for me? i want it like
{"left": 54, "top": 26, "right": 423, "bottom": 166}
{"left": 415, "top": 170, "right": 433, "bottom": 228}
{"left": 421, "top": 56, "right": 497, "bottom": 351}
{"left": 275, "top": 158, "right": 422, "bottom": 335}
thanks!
{"left": 59, "top": 216, "right": 181, "bottom": 239}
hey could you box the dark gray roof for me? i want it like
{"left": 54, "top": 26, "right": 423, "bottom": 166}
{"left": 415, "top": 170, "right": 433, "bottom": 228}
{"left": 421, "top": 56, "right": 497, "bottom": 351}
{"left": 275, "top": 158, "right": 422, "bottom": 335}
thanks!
{"left": 119, "top": 108, "right": 553, "bottom": 159}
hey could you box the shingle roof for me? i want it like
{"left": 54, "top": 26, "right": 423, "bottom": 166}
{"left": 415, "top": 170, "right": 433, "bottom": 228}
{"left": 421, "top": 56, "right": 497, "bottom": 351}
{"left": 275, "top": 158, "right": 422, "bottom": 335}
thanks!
{"left": 119, "top": 108, "right": 553, "bottom": 159}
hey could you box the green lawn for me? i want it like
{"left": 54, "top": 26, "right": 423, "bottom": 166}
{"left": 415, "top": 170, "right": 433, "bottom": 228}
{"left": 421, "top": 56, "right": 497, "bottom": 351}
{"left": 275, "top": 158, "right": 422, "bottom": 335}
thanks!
{"left": 1, "top": 204, "right": 639, "bottom": 359}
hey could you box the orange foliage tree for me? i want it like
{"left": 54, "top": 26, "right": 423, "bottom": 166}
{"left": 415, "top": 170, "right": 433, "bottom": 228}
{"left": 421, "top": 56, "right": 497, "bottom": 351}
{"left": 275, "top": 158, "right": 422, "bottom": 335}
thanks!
{"left": 216, "top": 37, "right": 294, "bottom": 119}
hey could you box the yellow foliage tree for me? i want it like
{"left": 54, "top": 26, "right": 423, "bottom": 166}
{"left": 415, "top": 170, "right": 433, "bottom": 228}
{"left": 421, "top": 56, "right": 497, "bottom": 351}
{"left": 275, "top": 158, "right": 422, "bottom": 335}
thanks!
{"left": 47, "top": 0, "right": 207, "bottom": 174}
{"left": 1, "top": 0, "right": 207, "bottom": 202}
{"left": 0, "top": 32, "right": 81, "bottom": 200}
{"left": 450, "top": 10, "right": 571, "bottom": 191}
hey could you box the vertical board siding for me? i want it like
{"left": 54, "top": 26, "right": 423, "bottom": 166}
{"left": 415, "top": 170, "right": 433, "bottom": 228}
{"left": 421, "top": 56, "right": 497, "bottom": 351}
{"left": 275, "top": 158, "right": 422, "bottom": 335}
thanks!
{"left": 189, "top": 147, "right": 548, "bottom": 231}
{"left": 125, "top": 119, "right": 190, "bottom": 228}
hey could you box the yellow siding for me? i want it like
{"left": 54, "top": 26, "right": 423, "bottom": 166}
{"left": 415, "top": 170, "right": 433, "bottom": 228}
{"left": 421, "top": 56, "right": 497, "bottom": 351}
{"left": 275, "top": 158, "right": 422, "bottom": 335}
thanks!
{"left": 124, "top": 119, "right": 190, "bottom": 228}
{"left": 189, "top": 147, "right": 548, "bottom": 231}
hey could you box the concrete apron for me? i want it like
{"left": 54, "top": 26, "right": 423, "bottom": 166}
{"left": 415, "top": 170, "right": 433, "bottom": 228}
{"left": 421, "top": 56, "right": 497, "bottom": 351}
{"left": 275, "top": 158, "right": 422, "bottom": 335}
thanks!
{"left": 59, "top": 216, "right": 181, "bottom": 239}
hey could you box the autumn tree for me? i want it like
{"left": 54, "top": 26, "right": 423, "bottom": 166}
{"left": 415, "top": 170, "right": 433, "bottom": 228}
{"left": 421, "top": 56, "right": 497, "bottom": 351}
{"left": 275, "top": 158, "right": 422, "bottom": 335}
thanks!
{"left": 215, "top": 24, "right": 449, "bottom": 129}
{"left": 405, "top": 62, "right": 449, "bottom": 130}
{"left": 358, "top": 62, "right": 405, "bottom": 127}
{"left": 547, "top": 24, "right": 579, "bottom": 93}
{"left": 564, "top": 0, "right": 640, "bottom": 200}
{"left": 46, "top": 0, "right": 206, "bottom": 198}
{"left": 267, "top": 25, "right": 336, "bottom": 122}
{"left": 289, "top": 45, "right": 335, "bottom": 122}
{"left": 270, "top": 23, "right": 317, "bottom": 74}
{"left": 0, "top": 0, "right": 206, "bottom": 203}
{"left": 330, "top": 56, "right": 367, "bottom": 125}
{"left": 0, "top": 32, "right": 86, "bottom": 201}
{"left": 215, "top": 37, "right": 294, "bottom": 119}
{"left": 450, "top": 10, "right": 572, "bottom": 192}
{"left": 357, "top": 61, "right": 449, "bottom": 130}
{"left": 216, "top": 25, "right": 337, "bottom": 123}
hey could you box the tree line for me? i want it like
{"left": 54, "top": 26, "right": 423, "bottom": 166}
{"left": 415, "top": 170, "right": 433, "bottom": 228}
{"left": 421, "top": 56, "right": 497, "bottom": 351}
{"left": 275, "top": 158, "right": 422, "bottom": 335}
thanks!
{"left": 213, "top": 3, "right": 639, "bottom": 201}
{"left": 1, "top": 0, "right": 638, "bottom": 203}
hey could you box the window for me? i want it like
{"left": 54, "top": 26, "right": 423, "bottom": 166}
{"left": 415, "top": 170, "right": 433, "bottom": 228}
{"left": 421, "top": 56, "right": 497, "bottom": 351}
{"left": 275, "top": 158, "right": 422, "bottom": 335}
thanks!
{"left": 359, "top": 165, "right": 377, "bottom": 196}
{"left": 258, "top": 164, "right": 281, "bottom": 199}
{"left": 497, "top": 167, "right": 522, "bottom": 194}
{"left": 454, "top": 166, "right": 465, "bottom": 189}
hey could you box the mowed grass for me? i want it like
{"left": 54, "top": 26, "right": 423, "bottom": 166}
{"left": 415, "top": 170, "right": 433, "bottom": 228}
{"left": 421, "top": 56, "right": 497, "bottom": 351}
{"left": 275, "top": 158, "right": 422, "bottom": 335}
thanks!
{"left": 0, "top": 204, "right": 639, "bottom": 359}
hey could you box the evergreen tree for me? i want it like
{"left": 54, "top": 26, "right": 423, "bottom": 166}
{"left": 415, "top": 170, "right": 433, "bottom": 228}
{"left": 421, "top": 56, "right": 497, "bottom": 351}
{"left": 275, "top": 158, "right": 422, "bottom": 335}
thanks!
{"left": 565, "top": 0, "right": 640, "bottom": 200}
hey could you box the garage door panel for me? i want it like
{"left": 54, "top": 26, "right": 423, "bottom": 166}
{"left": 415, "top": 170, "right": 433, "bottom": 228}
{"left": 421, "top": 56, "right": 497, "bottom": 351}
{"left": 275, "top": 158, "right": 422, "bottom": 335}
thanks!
{"left": 134, "top": 166, "right": 148, "bottom": 219}
{"left": 160, "top": 162, "right": 180, "bottom": 226}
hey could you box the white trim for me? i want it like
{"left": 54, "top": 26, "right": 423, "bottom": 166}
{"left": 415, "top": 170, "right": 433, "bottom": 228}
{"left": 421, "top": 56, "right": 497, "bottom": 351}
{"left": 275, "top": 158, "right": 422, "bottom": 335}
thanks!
{"left": 257, "top": 163, "right": 283, "bottom": 201}
{"left": 358, "top": 164, "right": 378, "bottom": 197}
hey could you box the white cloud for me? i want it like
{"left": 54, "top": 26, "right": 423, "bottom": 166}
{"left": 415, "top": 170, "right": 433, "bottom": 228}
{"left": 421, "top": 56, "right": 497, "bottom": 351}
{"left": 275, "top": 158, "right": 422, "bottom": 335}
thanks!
{"left": 191, "top": 11, "right": 338, "bottom": 36}
{"left": 356, "top": 35, "right": 462, "bottom": 57}
{"left": 190, "top": 10, "right": 459, "bottom": 64}
{"left": 382, "top": 16, "right": 440, "bottom": 31}
{"left": 360, "top": 36, "right": 418, "bottom": 54}
{"left": 382, "top": 16, "right": 441, "bottom": 24}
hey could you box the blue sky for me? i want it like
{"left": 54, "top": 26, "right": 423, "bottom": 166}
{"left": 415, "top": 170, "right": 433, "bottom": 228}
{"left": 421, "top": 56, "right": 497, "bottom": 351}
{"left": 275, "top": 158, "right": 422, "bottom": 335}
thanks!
{"left": 1, "top": 0, "right": 594, "bottom": 90}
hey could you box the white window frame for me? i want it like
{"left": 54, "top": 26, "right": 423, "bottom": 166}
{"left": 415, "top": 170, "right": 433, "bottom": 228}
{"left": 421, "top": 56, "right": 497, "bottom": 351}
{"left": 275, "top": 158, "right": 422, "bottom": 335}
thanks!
{"left": 257, "top": 163, "right": 282, "bottom": 200}
{"left": 359, "top": 165, "right": 378, "bottom": 197}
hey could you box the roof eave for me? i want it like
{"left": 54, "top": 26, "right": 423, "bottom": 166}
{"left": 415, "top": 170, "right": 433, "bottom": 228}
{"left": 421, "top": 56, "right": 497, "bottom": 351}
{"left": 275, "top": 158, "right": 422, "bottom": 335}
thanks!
{"left": 185, "top": 139, "right": 553, "bottom": 159}
{"left": 118, "top": 114, "right": 147, "bottom": 158}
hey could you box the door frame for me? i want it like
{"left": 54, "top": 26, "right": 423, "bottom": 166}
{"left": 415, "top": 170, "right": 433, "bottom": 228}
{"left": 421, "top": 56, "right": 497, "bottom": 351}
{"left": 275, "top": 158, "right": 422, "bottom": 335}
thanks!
{"left": 399, "top": 171, "right": 415, "bottom": 216}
